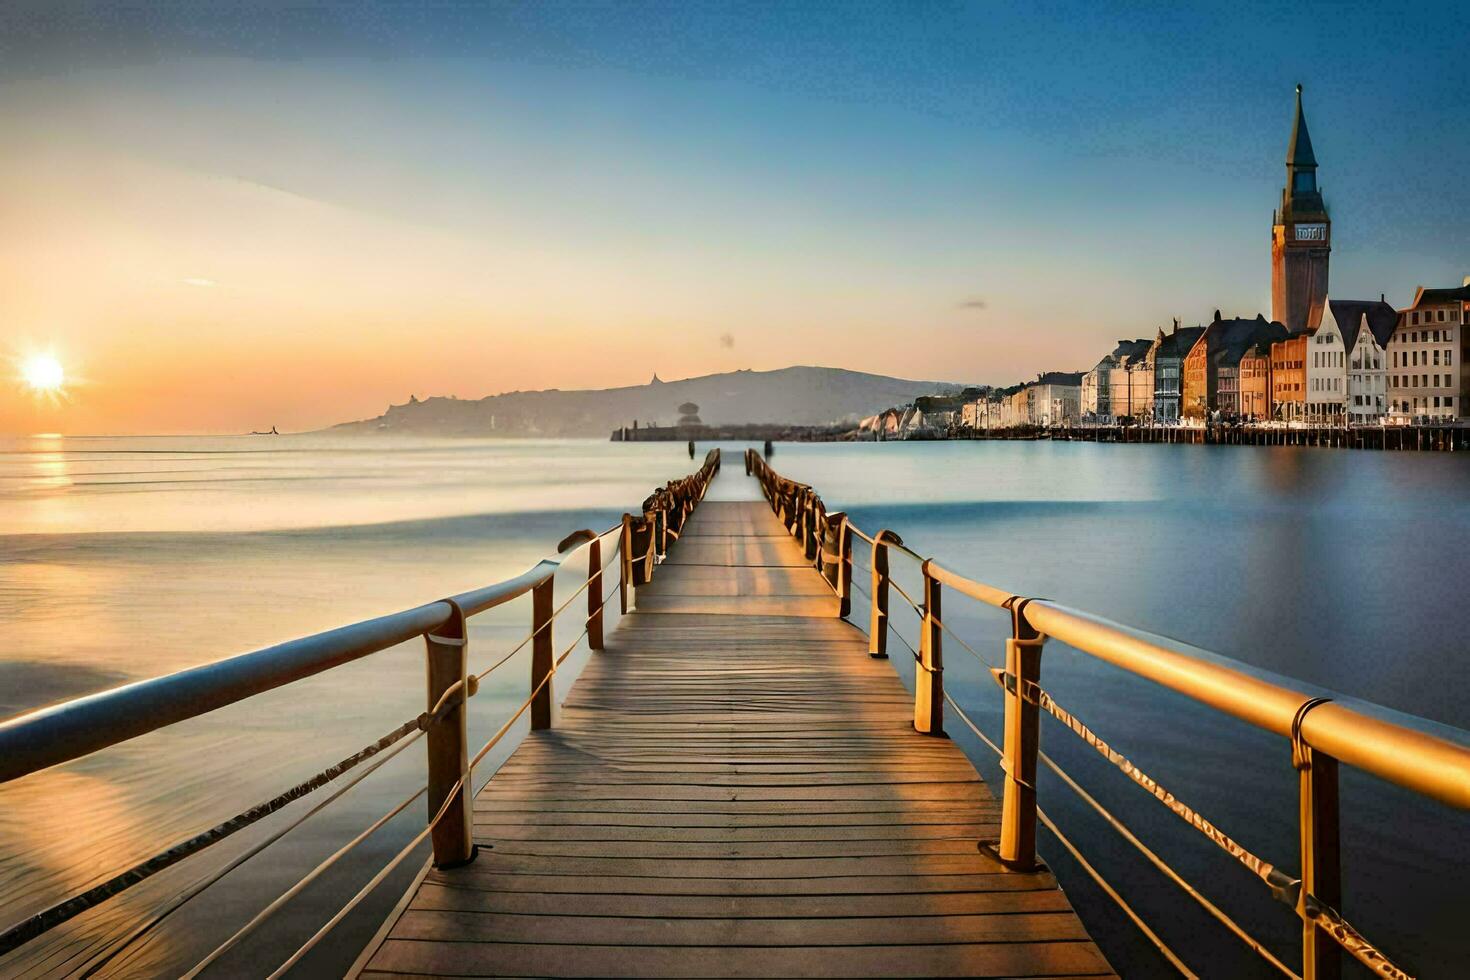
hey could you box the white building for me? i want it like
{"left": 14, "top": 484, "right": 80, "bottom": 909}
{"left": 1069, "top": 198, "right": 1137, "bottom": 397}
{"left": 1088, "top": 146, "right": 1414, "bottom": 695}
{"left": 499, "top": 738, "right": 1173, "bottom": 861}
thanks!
{"left": 1030, "top": 372, "right": 1083, "bottom": 427}
{"left": 1304, "top": 299, "right": 1347, "bottom": 422}
{"left": 1387, "top": 280, "right": 1470, "bottom": 420}
{"left": 1330, "top": 299, "right": 1397, "bottom": 424}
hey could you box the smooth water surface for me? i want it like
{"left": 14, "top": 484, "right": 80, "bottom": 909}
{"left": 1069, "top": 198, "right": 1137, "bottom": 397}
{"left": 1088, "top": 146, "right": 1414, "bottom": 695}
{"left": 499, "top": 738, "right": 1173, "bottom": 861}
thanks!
{"left": 2, "top": 436, "right": 1466, "bottom": 977}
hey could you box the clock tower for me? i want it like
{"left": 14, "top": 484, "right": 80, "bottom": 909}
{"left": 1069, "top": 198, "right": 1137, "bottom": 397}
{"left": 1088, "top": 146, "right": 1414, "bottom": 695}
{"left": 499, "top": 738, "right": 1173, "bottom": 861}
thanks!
{"left": 1271, "top": 85, "right": 1330, "bottom": 332}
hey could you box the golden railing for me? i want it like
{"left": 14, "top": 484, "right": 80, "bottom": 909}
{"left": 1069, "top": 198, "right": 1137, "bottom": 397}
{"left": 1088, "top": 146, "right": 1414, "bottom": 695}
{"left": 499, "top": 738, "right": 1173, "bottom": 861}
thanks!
{"left": 0, "top": 450, "right": 721, "bottom": 977}
{"left": 745, "top": 447, "right": 1469, "bottom": 980}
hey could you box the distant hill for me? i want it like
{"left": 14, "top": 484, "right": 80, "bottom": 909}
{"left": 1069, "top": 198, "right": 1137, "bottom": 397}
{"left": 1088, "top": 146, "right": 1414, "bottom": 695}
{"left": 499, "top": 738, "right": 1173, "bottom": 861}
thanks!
{"left": 327, "top": 366, "right": 966, "bottom": 437}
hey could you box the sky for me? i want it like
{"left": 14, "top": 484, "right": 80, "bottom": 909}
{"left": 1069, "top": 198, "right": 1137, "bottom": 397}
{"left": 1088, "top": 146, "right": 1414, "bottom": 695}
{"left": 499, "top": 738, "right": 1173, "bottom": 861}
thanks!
{"left": 1, "top": 1, "right": 1467, "bottom": 434}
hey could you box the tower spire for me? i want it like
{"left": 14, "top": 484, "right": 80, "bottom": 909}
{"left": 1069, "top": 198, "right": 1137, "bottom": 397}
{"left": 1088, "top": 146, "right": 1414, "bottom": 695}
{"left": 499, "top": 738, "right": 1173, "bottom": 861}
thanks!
{"left": 1287, "top": 84, "right": 1317, "bottom": 169}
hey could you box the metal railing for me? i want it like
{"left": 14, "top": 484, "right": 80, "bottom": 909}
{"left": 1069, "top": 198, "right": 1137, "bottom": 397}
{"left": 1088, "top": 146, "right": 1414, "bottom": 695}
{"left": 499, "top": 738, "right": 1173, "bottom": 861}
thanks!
{"left": 746, "top": 448, "right": 1469, "bottom": 980}
{"left": 0, "top": 449, "right": 721, "bottom": 976}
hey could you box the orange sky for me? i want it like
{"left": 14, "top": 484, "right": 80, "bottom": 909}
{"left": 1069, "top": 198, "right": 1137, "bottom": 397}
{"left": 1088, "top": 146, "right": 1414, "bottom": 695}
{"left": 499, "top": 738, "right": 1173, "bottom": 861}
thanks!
{"left": 3, "top": 34, "right": 1458, "bottom": 434}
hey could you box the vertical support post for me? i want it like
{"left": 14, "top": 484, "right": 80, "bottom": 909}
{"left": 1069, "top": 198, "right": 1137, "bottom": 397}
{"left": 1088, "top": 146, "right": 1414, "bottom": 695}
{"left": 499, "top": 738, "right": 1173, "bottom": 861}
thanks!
{"left": 914, "top": 561, "right": 944, "bottom": 736}
{"left": 618, "top": 515, "right": 632, "bottom": 615}
{"left": 837, "top": 515, "right": 853, "bottom": 620}
{"left": 425, "top": 603, "right": 474, "bottom": 867}
{"left": 1299, "top": 746, "right": 1342, "bottom": 980}
{"left": 868, "top": 531, "right": 896, "bottom": 658}
{"left": 999, "top": 599, "right": 1044, "bottom": 870}
{"left": 530, "top": 575, "right": 554, "bottom": 730}
{"left": 745, "top": 449, "right": 752, "bottom": 475}
{"left": 587, "top": 536, "right": 604, "bottom": 651}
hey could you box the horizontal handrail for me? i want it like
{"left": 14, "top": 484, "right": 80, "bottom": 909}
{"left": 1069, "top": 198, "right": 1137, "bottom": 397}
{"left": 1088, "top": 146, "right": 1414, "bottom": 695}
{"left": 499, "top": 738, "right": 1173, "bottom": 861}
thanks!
{"left": 1020, "top": 600, "right": 1470, "bottom": 811}
{"left": 0, "top": 525, "right": 621, "bottom": 785}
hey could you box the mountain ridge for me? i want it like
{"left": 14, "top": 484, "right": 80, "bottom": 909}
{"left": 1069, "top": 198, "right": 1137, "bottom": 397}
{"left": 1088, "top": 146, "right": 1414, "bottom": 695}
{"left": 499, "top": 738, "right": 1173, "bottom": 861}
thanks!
{"left": 326, "top": 365, "right": 966, "bottom": 437}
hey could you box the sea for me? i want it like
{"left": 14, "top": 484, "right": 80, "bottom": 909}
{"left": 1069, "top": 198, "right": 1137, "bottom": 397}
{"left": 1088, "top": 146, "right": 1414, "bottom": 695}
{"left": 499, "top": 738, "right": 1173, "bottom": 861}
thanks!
{"left": 0, "top": 435, "right": 1466, "bottom": 978}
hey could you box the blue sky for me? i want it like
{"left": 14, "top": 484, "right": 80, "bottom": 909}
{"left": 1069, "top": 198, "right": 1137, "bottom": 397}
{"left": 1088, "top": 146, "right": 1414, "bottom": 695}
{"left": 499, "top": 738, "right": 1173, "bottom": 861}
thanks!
{"left": 2, "top": 2, "right": 1467, "bottom": 430}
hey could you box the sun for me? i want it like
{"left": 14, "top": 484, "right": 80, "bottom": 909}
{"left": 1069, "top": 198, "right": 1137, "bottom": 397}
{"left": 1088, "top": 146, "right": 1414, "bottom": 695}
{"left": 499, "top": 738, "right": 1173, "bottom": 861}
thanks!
{"left": 22, "top": 354, "right": 65, "bottom": 392}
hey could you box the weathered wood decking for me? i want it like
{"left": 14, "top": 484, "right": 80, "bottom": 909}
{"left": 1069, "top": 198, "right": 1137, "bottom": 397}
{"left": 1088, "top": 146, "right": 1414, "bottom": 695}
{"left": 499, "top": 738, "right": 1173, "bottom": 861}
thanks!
{"left": 356, "top": 470, "right": 1112, "bottom": 978}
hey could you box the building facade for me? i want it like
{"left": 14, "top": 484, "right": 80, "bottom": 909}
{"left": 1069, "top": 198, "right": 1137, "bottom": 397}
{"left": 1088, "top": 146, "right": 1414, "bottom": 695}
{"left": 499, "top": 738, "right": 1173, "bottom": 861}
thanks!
{"left": 1151, "top": 321, "right": 1206, "bottom": 421}
{"left": 1107, "top": 340, "right": 1154, "bottom": 421}
{"left": 1271, "top": 85, "right": 1331, "bottom": 333}
{"left": 1270, "top": 334, "right": 1308, "bottom": 421}
{"left": 1387, "top": 281, "right": 1470, "bottom": 420}
{"left": 1239, "top": 342, "right": 1273, "bottom": 420}
{"left": 1304, "top": 304, "right": 1347, "bottom": 423}
{"left": 1185, "top": 313, "right": 1290, "bottom": 419}
{"left": 1329, "top": 298, "right": 1397, "bottom": 424}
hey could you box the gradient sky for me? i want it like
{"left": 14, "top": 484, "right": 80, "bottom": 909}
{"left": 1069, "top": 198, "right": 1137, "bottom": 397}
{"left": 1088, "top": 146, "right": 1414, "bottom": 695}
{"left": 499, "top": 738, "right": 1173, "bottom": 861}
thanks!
{"left": 2, "top": 1, "right": 1466, "bottom": 433}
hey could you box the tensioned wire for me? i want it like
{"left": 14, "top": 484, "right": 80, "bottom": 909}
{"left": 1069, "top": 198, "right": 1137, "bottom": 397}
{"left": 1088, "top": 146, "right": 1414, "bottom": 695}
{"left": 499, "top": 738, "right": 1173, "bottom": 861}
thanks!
{"left": 8, "top": 532, "right": 624, "bottom": 974}
{"left": 204, "top": 592, "right": 610, "bottom": 979}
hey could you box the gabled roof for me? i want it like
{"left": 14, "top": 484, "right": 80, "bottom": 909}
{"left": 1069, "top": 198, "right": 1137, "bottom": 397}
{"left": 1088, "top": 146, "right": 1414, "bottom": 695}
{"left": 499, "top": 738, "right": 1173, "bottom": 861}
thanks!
{"left": 1329, "top": 298, "right": 1397, "bottom": 352}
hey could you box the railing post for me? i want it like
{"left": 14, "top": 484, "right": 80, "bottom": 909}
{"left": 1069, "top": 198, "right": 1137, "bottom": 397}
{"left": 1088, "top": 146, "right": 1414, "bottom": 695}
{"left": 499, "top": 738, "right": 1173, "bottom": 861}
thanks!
{"left": 914, "top": 560, "right": 944, "bottom": 736}
{"left": 999, "top": 599, "right": 1045, "bottom": 870}
{"left": 619, "top": 514, "right": 632, "bottom": 615}
{"left": 425, "top": 602, "right": 474, "bottom": 868}
{"left": 1298, "top": 737, "right": 1342, "bottom": 980}
{"left": 745, "top": 449, "right": 752, "bottom": 475}
{"left": 868, "top": 531, "right": 898, "bottom": 658}
{"left": 836, "top": 515, "right": 853, "bottom": 619}
{"left": 587, "top": 536, "right": 604, "bottom": 651}
{"left": 530, "top": 575, "right": 554, "bottom": 730}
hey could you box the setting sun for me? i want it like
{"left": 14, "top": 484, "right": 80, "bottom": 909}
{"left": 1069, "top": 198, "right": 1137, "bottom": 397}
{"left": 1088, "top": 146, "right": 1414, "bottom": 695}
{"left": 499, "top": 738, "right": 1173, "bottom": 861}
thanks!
{"left": 21, "top": 354, "right": 64, "bottom": 392}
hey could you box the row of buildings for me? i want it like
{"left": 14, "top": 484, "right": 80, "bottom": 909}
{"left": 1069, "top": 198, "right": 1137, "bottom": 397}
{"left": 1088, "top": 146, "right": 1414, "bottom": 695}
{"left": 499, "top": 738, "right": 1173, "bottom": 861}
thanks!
{"left": 958, "top": 87, "right": 1470, "bottom": 429}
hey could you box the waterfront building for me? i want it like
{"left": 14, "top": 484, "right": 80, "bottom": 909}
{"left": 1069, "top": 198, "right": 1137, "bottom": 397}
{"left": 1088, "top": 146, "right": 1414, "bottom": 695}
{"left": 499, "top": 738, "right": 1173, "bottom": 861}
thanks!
{"left": 1239, "top": 341, "right": 1274, "bottom": 421}
{"left": 1330, "top": 298, "right": 1397, "bottom": 424}
{"left": 1150, "top": 320, "right": 1206, "bottom": 421}
{"left": 1080, "top": 355, "right": 1113, "bottom": 421}
{"left": 1304, "top": 302, "right": 1347, "bottom": 423}
{"left": 1031, "top": 372, "right": 1083, "bottom": 427}
{"left": 1107, "top": 340, "right": 1154, "bottom": 422}
{"left": 962, "top": 395, "right": 1004, "bottom": 431}
{"left": 1184, "top": 312, "right": 1289, "bottom": 419}
{"left": 1271, "top": 86, "right": 1331, "bottom": 333}
{"left": 1387, "top": 279, "right": 1470, "bottom": 420}
{"left": 1270, "top": 332, "right": 1308, "bottom": 421}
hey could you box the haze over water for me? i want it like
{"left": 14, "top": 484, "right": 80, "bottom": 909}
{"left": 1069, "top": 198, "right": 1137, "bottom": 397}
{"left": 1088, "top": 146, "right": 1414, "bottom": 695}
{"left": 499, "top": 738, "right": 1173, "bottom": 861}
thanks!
{"left": 1, "top": 436, "right": 1466, "bottom": 977}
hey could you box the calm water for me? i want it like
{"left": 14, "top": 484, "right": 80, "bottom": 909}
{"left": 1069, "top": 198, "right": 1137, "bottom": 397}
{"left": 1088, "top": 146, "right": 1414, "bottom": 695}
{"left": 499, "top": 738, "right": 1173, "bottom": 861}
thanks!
{"left": 1, "top": 436, "right": 1466, "bottom": 977}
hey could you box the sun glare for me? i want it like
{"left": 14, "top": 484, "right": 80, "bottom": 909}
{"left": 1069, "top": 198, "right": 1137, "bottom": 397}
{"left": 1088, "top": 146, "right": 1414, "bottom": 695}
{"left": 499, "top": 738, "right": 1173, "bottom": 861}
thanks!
{"left": 22, "top": 354, "right": 65, "bottom": 392}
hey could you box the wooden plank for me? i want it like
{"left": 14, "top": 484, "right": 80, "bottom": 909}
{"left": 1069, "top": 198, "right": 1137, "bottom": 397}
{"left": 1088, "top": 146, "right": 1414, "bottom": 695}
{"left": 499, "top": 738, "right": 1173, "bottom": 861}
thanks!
{"left": 363, "top": 939, "right": 1113, "bottom": 978}
{"left": 356, "top": 483, "right": 1113, "bottom": 978}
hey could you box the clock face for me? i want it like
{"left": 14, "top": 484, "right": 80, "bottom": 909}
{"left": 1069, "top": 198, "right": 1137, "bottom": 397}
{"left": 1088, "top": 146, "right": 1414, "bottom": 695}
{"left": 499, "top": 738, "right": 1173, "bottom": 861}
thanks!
{"left": 1294, "top": 223, "right": 1326, "bottom": 242}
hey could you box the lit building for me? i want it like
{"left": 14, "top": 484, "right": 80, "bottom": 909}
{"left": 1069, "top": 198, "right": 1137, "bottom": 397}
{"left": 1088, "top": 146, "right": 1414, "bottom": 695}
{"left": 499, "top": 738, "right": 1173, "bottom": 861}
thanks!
{"left": 1387, "top": 280, "right": 1470, "bottom": 420}
{"left": 1150, "top": 320, "right": 1206, "bottom": 421}
{"left": 1031, "top": 372, "right": 1083, "bottom": 427}
{"left": 1330, "top": 298, "right": 1397, "bottom": 424}
{"left": 1304, "top": 301, "right": 1347, "bottom": 423}
{"left": 1271, "top": 85, "right": 1331, "bottom": 333}
{"left": 1184, "top": 313, "right": 1289, "bottom": 419}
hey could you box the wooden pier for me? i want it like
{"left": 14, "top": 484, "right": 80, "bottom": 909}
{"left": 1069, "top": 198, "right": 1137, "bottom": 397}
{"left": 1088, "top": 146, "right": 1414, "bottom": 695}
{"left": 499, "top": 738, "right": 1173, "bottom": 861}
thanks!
{"left": 354, "top": 471, "right": 1113, "bottom": 978}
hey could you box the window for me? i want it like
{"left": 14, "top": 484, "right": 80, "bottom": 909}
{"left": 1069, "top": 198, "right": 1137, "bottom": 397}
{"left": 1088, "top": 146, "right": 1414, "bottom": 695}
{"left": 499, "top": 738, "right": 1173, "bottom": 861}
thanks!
{"left": 1439, "top": 310, "right": 1447, "bottom": 322}
{"left": 1448, "top": 397, "right": 1456, "bottom": 408}
{"left": 1449, "top": 350, "right": 1454, "bottom": 366}
{"left": 1435, "top": 350, "right": 1441, "bottom": 366}
{"left": 1412, "top": 312, "right": 1420, "bottom": 325}
{"left": 1435, "top": 397, "right": 1441, "bottom": 408}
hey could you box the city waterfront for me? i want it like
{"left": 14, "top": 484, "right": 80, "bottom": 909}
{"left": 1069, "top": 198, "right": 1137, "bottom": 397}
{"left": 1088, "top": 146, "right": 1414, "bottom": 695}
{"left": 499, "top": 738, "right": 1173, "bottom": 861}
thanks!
{"left": 2, "top": 436, "right": 1467, "bottom": 976}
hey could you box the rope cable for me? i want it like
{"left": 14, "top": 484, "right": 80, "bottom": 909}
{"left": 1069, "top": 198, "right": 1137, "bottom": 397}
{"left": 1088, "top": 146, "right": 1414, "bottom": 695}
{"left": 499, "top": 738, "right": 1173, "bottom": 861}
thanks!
{"left": 263, "top": 621, "right": 591, "bottom": 978}
{"left": 77, "top": 728, "right": 426, "bottom": 978}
